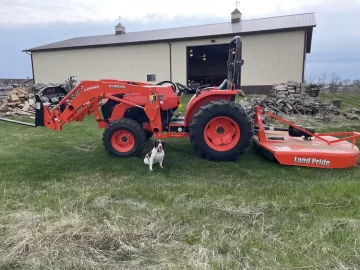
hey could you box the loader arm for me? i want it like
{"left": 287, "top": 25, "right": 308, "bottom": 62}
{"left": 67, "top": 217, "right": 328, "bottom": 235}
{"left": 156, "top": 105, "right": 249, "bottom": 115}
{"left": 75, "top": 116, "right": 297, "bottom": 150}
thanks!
{"left": 38, "top": 80, "right": 160, "bottom": 131}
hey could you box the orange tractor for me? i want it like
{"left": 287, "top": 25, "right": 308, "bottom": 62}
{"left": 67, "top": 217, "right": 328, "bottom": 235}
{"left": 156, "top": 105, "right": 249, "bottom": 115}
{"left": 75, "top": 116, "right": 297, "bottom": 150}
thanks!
{"left": 1, "top": 36, "right": 359, "bottom": 168}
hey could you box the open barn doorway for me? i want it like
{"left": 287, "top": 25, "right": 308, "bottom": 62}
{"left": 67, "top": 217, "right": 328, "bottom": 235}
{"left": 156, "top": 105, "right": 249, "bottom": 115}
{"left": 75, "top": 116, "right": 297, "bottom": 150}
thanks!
{"left": 186, "top": 43, "right": 228, "bottom": 91}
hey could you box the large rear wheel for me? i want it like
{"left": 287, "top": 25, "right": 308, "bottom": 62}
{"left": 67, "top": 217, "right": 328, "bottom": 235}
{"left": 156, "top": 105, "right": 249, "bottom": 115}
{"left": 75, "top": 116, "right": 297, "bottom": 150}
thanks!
{"left": 189, "top": 100, "right": 253, "bottom": 161}
{"left": 103, "top": 118, "right": 146, "bottom": 157}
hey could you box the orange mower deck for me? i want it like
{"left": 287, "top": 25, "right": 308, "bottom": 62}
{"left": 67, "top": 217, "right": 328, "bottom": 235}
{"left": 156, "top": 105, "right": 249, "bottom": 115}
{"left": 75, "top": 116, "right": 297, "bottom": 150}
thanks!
{"left": 253, "top": 107, "right": 360, "bottom": 169}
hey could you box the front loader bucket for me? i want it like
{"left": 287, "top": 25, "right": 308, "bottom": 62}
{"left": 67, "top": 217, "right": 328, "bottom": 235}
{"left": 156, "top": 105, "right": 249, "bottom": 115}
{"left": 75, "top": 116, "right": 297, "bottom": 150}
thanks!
{"left": 0, "top": 94, "right": 44, "bottom": 128}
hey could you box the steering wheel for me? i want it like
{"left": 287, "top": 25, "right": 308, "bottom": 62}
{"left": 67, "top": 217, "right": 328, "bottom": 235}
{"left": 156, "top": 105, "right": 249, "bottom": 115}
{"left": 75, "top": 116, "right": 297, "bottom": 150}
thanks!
{"left": 157, "top": 81, "right": 177, "bottom": 93}
{"left": 195, "top": 84, "right": 211, "bottom": 97}
{"left": 175, "top": 82, "right": 192, "bottom": 94}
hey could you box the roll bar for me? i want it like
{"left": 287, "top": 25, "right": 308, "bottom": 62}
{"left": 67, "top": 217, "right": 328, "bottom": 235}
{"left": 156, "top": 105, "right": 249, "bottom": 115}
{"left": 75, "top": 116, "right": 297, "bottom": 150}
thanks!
{"left": 227, "top": 36, "right": 244, "bottom": 89}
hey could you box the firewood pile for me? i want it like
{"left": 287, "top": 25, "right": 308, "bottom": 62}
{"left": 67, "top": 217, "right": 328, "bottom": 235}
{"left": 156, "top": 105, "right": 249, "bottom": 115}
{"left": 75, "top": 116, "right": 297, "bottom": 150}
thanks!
{"left": 0, "top": 87, "right": 36, "bottom": 116}
{"left": 240, "top": 81, "right": 349, "bottom": 121}
{"left": 269, "top": 81, "right": 321, "bottom": 98}
{"left": 0, "top": 85, "right": 14, "bottom": 100}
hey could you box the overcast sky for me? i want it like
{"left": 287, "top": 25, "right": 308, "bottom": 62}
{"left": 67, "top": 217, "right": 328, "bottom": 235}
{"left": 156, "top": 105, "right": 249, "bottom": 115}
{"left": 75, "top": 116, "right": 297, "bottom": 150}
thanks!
{"left": 0, "top": 0, "right": 359, "bottom": 82}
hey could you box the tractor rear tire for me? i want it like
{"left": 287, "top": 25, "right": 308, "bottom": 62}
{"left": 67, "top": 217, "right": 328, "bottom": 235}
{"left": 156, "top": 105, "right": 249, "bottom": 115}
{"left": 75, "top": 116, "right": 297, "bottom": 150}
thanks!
{"left": 103, "top": 118, "right": 146, "bottom": 157}
{"left": 189, "top": 100, "right": 253, "bottom": 161}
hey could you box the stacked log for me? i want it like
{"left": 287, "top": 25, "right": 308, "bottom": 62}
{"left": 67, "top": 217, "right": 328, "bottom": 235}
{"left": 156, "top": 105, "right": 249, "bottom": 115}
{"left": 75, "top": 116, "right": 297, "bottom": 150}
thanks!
{"left": 269, "top": 81, "right": 320, "bottom": 98}
{"left": 0, "top": 83, "right": 70, "bottom": 118}
{"left": 0, "top": 85, "right": 14, "bottom": 100}
{"left": 241, "top": 81, "right": 346, "bottom": 121}
{"left": 0, "top": 87, "right": 35, "bottom": 116}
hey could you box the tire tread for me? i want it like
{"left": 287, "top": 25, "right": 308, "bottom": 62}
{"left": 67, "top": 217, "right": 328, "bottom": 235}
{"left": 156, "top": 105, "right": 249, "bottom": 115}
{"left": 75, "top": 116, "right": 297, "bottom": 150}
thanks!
{"left": 189, "top": 100, "right": 253, "bottom": 161}
{"left": 102, "top": 118, "right": 146, "bottom": 157}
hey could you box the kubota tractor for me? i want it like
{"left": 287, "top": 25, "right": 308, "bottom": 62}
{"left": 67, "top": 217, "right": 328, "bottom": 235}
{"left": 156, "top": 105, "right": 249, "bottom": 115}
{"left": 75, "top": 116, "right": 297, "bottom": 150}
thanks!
{"left": 52, "top": 36, "right": 251, "bottom": 161}
{"left": 2, "top": 36, "right": 251, "bottom": 161}
{"left": 1, "top": 36, "right": 359, "bottom": 168}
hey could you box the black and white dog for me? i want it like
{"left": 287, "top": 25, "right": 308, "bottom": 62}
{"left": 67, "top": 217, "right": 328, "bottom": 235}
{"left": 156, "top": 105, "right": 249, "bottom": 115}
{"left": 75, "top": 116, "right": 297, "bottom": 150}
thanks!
{"left": 144, "top": 140, "right": 165, "bottom": 171}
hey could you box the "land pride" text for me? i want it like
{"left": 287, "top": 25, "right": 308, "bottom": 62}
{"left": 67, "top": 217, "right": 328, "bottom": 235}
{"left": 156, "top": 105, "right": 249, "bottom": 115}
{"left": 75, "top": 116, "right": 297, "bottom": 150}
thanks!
{"left": 294, "top": 157, "right": 330, "bottom": 166}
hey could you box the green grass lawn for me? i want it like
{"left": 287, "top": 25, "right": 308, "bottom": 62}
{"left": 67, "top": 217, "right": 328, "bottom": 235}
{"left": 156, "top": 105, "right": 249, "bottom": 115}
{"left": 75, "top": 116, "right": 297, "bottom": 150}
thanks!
{"left": 321, "top": 93, "right": 360, "bottom": 111}
{"left": 0, "top": 93, "right": 360, "bottom": 269}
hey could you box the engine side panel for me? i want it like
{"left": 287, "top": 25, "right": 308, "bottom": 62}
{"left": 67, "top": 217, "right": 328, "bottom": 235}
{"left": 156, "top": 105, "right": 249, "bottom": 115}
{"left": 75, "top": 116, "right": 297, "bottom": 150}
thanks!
{"left": 156, "top": 87, "right": 181, "bottom": 110}
{"left": 108, "top": 103, "right": 132, "bottom": 122}
{"left": 120, "top": 85, "right": 180, "bottom": 111}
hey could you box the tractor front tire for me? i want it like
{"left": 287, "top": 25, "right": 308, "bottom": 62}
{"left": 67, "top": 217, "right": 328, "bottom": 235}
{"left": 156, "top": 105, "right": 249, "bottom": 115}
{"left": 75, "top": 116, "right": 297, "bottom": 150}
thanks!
{"left": 103, "top": 118, "right": 146, "bottom": 157}
{"left": 189, "top": 100, "right": 253, "bottom": 161}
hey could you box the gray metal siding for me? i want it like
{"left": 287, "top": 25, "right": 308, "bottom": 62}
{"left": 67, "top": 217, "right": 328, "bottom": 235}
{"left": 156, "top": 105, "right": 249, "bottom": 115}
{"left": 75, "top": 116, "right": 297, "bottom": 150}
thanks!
{"left": 32, "top": 43, "right": 170, "bottom": 84}
{"left": 32, "top": 30, "right": 305, "bottom": 86}
{"left": 242, "top": 30, "right": 305, "bottom": 85}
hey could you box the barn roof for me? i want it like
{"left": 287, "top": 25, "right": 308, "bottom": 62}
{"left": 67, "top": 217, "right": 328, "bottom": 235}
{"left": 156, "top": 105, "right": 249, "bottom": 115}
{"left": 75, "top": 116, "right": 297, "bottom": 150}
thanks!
{"left": 24, "top": 13, "right": 316, "bottom": 53}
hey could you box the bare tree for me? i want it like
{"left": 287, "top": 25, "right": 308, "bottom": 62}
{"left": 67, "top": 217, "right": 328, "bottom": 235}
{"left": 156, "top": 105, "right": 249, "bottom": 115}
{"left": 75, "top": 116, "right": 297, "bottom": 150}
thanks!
{"left": 342, "top": 79, "right": 351, "bottom": 93}
{"left": 329, "top": 72, "right": 341, "bottom": 93}
{"left": 353, "top": 80, "right": 360, "bottom": 93}
{"left": 305, "top": 75, "right": 316, "bottom": 85}
{"left": 353, "top": 79, "right": 360, "bottom": 86}
{"left": 317, "top": 72, "right": 328, "bottom": 92}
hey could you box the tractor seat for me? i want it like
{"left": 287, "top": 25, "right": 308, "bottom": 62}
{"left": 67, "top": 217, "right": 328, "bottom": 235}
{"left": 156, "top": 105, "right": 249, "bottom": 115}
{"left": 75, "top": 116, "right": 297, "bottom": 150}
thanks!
{"left": 218, "top": 79, "right": 229, "bottom": 90}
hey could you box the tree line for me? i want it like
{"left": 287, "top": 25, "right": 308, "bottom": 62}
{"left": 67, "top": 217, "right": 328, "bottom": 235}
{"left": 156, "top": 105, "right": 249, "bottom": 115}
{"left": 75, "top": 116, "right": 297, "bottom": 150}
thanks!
{"left": 306, "top": 72, "right": 360, "bottom": 94}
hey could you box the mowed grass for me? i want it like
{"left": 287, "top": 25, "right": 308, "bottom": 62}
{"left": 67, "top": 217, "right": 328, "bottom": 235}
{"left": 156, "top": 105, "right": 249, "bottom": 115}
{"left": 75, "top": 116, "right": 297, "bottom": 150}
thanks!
{"left": 0, "top": 94, "right": 360, "bottom": 269}
{"left": 321, "top": 93, "right": 360, "bottom": 111}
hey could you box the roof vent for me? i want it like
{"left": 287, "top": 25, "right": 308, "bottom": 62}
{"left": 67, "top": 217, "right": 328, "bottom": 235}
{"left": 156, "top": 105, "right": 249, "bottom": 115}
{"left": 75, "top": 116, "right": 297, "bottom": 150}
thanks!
{"left": 115, "top": 17, "right": 126, "bottom": 35}
{"left": 231, "top": 8, "right": 242, "bottom": 23}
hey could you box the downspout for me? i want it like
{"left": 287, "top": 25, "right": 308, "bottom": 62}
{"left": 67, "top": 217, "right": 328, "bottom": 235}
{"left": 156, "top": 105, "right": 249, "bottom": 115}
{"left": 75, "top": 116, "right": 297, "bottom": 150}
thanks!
{"left": 166, "top": 42, "right": 172, "bottom": 81}
{"left": 302, "top": 30, "right": 307, "bottom": 83}
{"left": 25, "top": 51, "right": 35, "bottom": 84}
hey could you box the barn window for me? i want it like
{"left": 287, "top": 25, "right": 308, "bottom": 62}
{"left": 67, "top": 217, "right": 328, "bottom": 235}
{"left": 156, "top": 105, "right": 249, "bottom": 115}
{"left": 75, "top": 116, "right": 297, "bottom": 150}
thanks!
{"left": 147, "top": 74, "right": 156, "bottom": 82}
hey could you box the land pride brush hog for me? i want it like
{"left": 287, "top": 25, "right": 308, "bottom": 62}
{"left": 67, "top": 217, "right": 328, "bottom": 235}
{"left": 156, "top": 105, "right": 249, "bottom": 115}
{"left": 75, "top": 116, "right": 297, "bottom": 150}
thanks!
{"left": 1, "top": 37, "right": 359, "bottom": 169}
